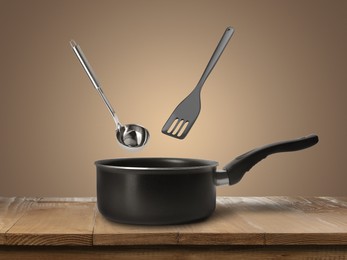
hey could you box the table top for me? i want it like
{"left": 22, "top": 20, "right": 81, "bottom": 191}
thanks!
{"left": 1, "top": 196, "right": 347, "bottom": 246}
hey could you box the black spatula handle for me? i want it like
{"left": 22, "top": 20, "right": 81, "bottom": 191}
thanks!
{"left": 196, "top": 27, "right": 234, "bottom": 91}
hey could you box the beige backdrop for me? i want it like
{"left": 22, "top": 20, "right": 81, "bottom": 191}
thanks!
{"left": 0, "top": 0, "right": 346, "bottom": 197}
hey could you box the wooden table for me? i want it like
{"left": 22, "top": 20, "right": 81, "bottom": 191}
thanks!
{"left": 0, "top": 197, "right": 347, "bottom": 259}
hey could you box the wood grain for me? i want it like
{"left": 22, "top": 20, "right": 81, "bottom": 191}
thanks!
{"left": 5, "top": 199, "right": 96, "bottom": 246}
{"left": 1, "top": 245, "right": 347, "bottom": 260}
{"left": 216, "top": 197, "right": 347, "bottom": 245}
{"left": 93, "top": 210, "right": 178, "bottom": 245}
{"left": 0, "top": 197, "right": 39, "bottom": 244}
{"left": 93, "top": 197, "right": 347, "bottom": 246}
{"left": 177, "top": 197, "right": 265, "bottom": 245}
{"left": 93, "top": 197, "right": 265, "bottom": 246}
{"left": 1, "top": 197, "right": 347, "bottom": 247}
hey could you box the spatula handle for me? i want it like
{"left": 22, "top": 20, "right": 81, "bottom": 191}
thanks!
{"left": 195, "top": 27, "right": 234, "bottom": 91}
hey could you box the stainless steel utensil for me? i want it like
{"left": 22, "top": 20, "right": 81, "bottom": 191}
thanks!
{"left": 162, "top": 27, "right": 234, "bottom": 139}
{"left": 70, "top": 40, "right": 150, "bottom": 150}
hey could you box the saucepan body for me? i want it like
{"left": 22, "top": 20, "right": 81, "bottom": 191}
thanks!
{"left": 96, "top": 158, "right": 218, "bottom": 225}
{"left": 96, "top": 134, "right": 319, "bottom": 225}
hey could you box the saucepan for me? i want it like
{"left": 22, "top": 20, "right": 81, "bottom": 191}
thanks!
{"left": 95, "top": 134, "right": 318, "bottom": 225}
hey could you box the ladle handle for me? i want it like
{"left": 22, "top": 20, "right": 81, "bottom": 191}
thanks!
{"left": 215, "top": 134, "right": 319, "bottom": 186}
{"left": 70, "top": 40, "right": 121, "bottom": 128}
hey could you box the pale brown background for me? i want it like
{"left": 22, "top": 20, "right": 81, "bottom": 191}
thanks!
{"left": 0, "top": 0, "right": 346, "bottom": 197}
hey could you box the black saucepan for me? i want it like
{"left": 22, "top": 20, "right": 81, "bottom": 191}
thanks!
{"left": 95, "top": 134, "right": 318, "bottom": 225}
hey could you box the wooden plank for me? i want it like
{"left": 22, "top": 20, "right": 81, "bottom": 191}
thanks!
{"left": 91, "top": 196, "right": 347, "bottom": 246}
{"left": 265, "top": 196, "right": 347, "bottom": 213}
{"left": 0, "top": 197, "right": 38, "bottom": 245}
{"left": 1, "top": 245, "right": 347, "bottom": 260}
{"left": 266, "top": 197, "right": 347, "bottom": 245}
{"left": 224, "top": 197, "right": 347, "bottom": 245}
{"left": 2, "top": 197, "right": 347, "bottom": 247}
{"left": 93, "top": 210, "right": 178, "bottom": 245}
{"left": 320, "top": 197, "right": 347, "bottom": 209}
{"left": 5, "top": 199, "right": 96, "bottom": 246}
{"left": 38, "top": 197, "right": 96, "bottom": 203}
{"left": 93, "top": 197, "right": 264, "bottom": 246}
{"left": 177, "top": 197, "right": 265, "bottom": 245}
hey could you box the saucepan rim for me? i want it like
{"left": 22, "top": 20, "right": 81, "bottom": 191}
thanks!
{"left": 95, "top": 157, "right": 219, "bottom": 171}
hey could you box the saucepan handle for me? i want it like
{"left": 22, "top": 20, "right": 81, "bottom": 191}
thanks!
{"left": 214, "top": 134, "right": 319, "bottom": 186}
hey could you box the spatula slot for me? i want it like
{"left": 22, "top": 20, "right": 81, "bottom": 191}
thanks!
{"left": 167, "top": 118, "right": 179, "bottom": 133}
{"left": 177, "top": 121, "right": 189, "bottom": 137}
{"left": 172, "top": 119, "right": 185, "bottom": 135}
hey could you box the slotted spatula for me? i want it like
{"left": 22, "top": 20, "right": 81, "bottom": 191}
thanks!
{"left": 162, "top": 27, "right": 234, "bottom": 139}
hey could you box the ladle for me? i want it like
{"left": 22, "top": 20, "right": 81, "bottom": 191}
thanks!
{"left": 70, "top": 40, "right": 149, "bottom": 150}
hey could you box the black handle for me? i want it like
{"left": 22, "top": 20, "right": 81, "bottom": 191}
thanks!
{"left": 195, "top": 26, "right": 234, "bottom": 91}
{"left": 223, "top": 134, "right": 319, "bottom": 185}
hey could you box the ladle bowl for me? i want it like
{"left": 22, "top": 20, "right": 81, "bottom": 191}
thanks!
{"left": 117, "top": 124, "right": 150, "bottom": 148}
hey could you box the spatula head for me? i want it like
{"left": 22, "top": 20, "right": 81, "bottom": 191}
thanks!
{"left": 161, "top": 91, "right": 201, "bottom": 139}
{"left": 162, "top": 118, "right": 193, "bottom": 139}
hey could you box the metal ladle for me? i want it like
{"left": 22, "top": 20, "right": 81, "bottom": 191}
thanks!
{"left": 70, "top": 40, "right": 149, "bottom": 150}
